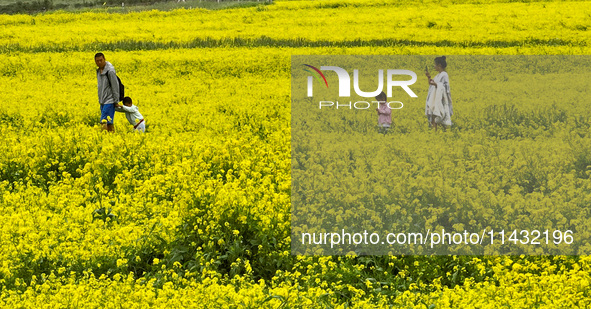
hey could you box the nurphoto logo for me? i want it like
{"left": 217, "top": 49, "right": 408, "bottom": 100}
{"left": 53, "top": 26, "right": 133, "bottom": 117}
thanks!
{"left": 304, "top": 64, "right": 418, "bottom": 98}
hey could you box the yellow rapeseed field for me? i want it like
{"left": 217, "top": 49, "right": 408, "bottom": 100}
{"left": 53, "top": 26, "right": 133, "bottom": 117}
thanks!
{"left": 1, "top": 0, "right": 591, "bottom": 307}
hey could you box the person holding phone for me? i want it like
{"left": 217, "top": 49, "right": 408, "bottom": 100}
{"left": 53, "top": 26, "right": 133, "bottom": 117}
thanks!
{"left": 425, "top": 56, "right": 453, "bottom": 131}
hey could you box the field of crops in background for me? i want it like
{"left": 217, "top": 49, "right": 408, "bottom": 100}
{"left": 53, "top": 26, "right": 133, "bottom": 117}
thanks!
{"left": 0, "top": 0, "right": 266, "bottom": 15}
{"left": 1, "top": 0, "right": 591, "bottom": 307}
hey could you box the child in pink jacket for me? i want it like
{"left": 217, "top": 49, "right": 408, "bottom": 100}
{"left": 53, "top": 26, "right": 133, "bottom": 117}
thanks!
{"left": 375, "top": 91, "right": 392, "bottom": 134}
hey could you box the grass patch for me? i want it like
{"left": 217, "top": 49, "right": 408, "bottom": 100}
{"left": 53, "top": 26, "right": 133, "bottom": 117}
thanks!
{"left": 0, "top": 37, "right": 583, "bottom": 53}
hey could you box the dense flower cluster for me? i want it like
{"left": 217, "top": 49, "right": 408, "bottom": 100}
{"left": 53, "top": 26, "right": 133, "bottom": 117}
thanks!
{"left": 0, "top": 0, "right": 590, "bottom": 307}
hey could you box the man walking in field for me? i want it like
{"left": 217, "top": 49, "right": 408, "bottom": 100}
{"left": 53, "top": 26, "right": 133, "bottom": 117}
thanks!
{"left": 95, "top": 52, "right": 120, "bottom": 132}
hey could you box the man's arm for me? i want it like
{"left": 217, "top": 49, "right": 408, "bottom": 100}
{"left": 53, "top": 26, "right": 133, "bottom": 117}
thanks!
{"left": 97, "top": 71, "right": 101, "bottom": 102}
{"left": 107, "top": 70, "right": 120, "bottom": 103}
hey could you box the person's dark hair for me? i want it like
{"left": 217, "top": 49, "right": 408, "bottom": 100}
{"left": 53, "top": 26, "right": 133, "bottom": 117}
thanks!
{"left": 94, "top": 52, "right": 105, "bottom": 59}
{"left": 375, "top": 91, "right": 387, "bottom": 102}
{"left": 435, "top": 56, "right": 447, "bottom": 68}
{"left": 122, "top": 97, "right": 132, "bottom": 104}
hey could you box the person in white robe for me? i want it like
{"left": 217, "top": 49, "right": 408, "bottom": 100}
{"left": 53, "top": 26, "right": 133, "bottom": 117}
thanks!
{"left": 425, "top": 56, "right": 453, "bottom": 131}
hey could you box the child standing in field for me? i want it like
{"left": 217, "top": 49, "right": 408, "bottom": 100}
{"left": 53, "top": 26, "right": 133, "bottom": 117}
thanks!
{"left": 375, "top": 91, "right": 392, "bottom": 134}
{"left": 425, "top": 56, "right": 453, "bottom": 131}
{"left": 115, "top": 96, "right": 145, "bottom": 132}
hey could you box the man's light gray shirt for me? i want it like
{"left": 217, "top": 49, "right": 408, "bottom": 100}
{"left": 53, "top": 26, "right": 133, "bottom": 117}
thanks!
{"left": 97, "top": 61, "right": 119, "bottom": 105}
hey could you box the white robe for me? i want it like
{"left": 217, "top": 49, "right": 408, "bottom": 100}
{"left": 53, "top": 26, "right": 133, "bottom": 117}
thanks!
{"left": 425, "top": 72, "right": 453, "bottom": 126}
